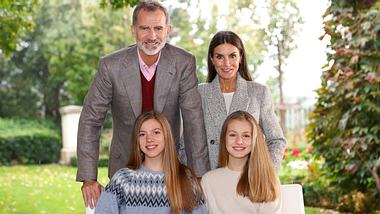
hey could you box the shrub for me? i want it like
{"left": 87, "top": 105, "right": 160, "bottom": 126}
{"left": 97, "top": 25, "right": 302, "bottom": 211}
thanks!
{"left": 70, "top": 156, "right": 108, "bottom": 167}
{"left": 307, "top": 1, "right": 380, "bottom": 212}
{"left": 0, "top": 118, "right": 61, "bottom": 165}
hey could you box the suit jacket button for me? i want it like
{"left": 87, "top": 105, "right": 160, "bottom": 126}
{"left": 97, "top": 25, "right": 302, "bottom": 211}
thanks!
{"left": 210, "top": 140, "right": 215, "bottom": 145}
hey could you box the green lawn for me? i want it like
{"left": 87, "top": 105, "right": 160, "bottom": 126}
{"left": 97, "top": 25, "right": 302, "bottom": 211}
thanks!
{"left": 0, "top": 165, "right": 109, "bottom": 214}
{"left": 0, "top": 164, "right": 335, "bottom": 214}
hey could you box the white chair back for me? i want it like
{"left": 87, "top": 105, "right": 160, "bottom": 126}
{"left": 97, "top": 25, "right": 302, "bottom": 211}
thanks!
{"left": 86, "top": 206, "right": 95, "bottom": 214}
{"left": 280, "top": 184, "right": 305, "bottom": 214}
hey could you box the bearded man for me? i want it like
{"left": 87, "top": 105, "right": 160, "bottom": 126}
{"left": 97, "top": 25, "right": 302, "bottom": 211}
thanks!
{"left": 76, "top": 0, "right": 210, "bottom": 209}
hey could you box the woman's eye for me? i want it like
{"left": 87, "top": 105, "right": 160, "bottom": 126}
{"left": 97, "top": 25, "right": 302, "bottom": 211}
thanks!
{"left": 154, "top": 131, "right": 161, "bottom": 135}
{"left": 139, "top": 133, "right": 145, "bottom": 137}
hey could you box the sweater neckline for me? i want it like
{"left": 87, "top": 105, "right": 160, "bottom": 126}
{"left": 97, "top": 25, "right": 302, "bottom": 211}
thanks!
{"left": 224, "top": 166, "right": 242, "bottom": 174}
{"left": 139, "top": 166, "right": 164, "bottom": 175}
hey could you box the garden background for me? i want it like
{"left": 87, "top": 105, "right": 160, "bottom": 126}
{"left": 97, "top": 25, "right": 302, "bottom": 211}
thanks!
{"left": 1, "top": 0, "right": 379, "bottom": 213}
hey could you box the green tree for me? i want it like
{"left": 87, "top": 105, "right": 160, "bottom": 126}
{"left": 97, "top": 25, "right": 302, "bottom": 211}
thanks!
{"left": 0, "top": 0, "right": 39, "bottom": 57}
{"left": 99, "top": 0, "right": 139, "bottom": 9}
{"left": 307, "top": 0, "right": 380, "bottom": 212}
{"left": 265, "top": 0, "right": 302, "bottom": 132}
{"left": 0, "top": 0, "right": 133, "bottom": 122}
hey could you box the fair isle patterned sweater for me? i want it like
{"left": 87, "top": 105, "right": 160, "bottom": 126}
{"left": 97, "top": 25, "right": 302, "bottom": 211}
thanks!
{"left": 95, "top": 166, "right": 207, "bottom": 214}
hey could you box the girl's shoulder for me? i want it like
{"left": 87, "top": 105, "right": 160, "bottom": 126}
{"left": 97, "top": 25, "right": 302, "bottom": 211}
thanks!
{"left": 105, "top": 168, "right": 135, "bottom": 190}
{"left": 202, "top": 167, "right": 228, "bottom": 180}
{"left": 111, "top": 167, "right": 135, "bottom": 180}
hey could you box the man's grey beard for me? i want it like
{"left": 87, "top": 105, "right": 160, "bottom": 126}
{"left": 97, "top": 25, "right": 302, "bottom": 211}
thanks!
{"left": 137, "top": 40, "right": 166, "bottom": 56}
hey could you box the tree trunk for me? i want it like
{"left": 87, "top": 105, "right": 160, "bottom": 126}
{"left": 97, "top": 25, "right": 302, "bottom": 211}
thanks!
{"left": 277, "top": 38, "right": 286, "bottom": 134}
{"left": 41, "top": 61, "right": 62, "bottom": 125}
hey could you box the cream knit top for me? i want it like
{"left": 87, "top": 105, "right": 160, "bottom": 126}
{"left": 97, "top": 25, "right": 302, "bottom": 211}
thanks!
{"left": 201, "top": 167, "right": 281, "bottom": 214}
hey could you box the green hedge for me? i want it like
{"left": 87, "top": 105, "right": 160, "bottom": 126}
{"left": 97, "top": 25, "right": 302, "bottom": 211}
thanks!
{"left": 70, "top": 156, "right": 109, "bottom": 167}
{"left": 0, "top": 118, "right": 61, "bottom": 165}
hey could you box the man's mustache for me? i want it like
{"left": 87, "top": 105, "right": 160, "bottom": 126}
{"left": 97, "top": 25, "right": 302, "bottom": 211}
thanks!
{"left": 143, "top": 40, "right": 160, "bottom": 44}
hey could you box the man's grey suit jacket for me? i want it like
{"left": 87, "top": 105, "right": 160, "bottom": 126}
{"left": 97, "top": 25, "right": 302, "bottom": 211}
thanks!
{"left": 76, "top": 43, "right": 210, "bottom": 181}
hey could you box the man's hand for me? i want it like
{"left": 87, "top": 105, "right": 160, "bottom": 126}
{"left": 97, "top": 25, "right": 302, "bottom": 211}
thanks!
{"left": 81, "top": 180, "right": 104, "bottom": 209}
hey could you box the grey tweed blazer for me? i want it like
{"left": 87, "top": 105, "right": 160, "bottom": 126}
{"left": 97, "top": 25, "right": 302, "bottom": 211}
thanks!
{"left": 198, "top": 74, "right": 286, "bottom": 171}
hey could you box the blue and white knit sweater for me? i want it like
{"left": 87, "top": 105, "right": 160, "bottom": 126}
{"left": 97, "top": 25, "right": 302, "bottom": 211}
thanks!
{"left": 95, "top": 166, "right": 207, "bottom": 214}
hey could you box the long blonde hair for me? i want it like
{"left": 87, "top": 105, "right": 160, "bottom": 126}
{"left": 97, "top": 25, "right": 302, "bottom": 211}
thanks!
{"left": 218, "top": 110, "right": 280, "bottom": 202}
{"left": 127, "top": 111, "right": 201, "bottom": 213}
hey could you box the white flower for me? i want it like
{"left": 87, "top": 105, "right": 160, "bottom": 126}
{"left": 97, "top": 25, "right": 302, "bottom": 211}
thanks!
{"left": 287, "top": 160, "right": 309, "bottom": 169}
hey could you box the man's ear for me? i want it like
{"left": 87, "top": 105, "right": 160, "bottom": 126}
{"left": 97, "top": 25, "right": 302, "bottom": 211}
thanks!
{"left": 166, "top": 25, "right": 173, "bottom": 35}
{"left": 131, "top": 25, "right": 136, "bottom": 35}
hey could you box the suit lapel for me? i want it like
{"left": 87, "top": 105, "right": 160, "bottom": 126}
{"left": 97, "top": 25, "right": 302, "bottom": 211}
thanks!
{"left": 229, "top": 74, "right": 250, "bottom": 113}
{"left": 121, "top": 46, "right": 142, "bottom": 117}
{"left": 206, "top": 77, "right": 228, "bottom": 130}
{"left": 154, "top": 45, "right": 176, "bottom": 112}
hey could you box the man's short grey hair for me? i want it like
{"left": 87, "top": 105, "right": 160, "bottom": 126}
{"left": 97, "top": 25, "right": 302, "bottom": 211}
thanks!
{"left": 132, "top": 1, "right": 170, "bottom": 25}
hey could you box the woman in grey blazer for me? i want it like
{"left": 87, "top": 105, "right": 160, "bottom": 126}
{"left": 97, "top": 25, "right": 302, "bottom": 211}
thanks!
{"left": 198, "top": 31, "right": 286, "bottom": 171}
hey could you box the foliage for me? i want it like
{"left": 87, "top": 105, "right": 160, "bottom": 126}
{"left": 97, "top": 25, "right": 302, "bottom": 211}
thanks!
{"left": 307, "top": 0, "right": 380, "bottom": 212}
{"left": 0, "top": 0, "right": 39, "bottom": 57}
{"left": 99, "top": 0, "right": 139, "bottom": 9}
{"left": 280, "top": 131, "right": 342, "bottom": 210}
{"left": 0, "top": 118, "right": 60, "bottom": 165}
{"left": 0, "top": 0, "right": 133, "bottom": 121}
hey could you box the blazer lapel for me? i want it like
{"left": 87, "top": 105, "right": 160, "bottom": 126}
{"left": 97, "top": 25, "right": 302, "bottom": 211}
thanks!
{"left": 229, "top": 74, "right": 250, "bottom": 113}
{"left": 154, "top": 45, "right": 176, "bottom": 113}
{"left": 121, "top": 46, "right": 142, "bottom": 117}
{"left": 206, "top": 77, "right": 228, "bottom": 129}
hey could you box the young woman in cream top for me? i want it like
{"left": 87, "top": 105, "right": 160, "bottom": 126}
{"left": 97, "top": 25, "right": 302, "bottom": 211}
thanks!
{"left": 201, "top": 111, "right": 281, "bottom": 214}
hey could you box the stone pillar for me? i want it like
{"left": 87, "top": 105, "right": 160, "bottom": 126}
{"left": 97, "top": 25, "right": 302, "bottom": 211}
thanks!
{"left": 59, "top": 105, "right": 82, "bottom": 165}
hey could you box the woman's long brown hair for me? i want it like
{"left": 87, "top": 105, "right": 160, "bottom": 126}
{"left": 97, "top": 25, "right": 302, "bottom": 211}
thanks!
{"left": 218, "top": 110, "right": 280, "bottom": 202}
{"left": 127, "top": 111, "right": 201, "bottom": 213}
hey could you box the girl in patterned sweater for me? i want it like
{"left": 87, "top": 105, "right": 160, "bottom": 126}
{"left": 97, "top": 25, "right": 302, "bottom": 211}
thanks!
{"left": 95, "top": 111, "right": 206, "bottom": 214}
{"left": 201, "top": 111, "right": 281, "bottom": 213}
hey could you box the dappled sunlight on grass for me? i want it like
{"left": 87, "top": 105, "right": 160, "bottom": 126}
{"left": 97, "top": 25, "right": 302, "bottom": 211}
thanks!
{"left": 0, "top": 164, "right": 108, "bottom": 214}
